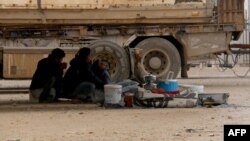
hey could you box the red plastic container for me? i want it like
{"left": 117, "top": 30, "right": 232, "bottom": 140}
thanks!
{"left": 124, "top": 94, "right": 134, "bottom": 108}
{"left": 151, "top": 88, "right": 180, "bottom": 95}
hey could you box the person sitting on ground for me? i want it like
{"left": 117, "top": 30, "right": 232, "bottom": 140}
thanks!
{"left": 92, "top": 59, "right": 111, "bottom": 84}
{"left": 29, "top": 48, "right": 67, "bottom": 103}
{"left": 134, "top": 49, "right": 147, "bottom": 83}
{"left": 63, "top": 47, "right": 107, "bottom": 102}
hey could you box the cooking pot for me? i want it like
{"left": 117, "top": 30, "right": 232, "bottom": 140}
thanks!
{"left": 144, "top": 74, "right": 156, "bottom": 83}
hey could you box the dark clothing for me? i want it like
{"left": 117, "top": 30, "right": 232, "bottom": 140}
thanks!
{"left": 30, "top": 56, "right": 64, "bottom": 99}
{"left": 71, "top": 82, "right": 95, "bottom": 100}
{"left": 97, "top": 70, "right": 111, "bottom": 84}
{"left": 91, "top": 62, "right": 111, "bottom": 84}
{"left": 63, "top": 58, "right": 106, "bottom": 98}
{"left": 38, "top": 77, "right": 56, "bottom": 102}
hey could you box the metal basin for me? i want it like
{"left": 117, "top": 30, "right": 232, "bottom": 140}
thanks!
{"left": 198, "top": 93, "right": 229, "bottom": 106}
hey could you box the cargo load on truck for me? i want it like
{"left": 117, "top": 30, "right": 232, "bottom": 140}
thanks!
{"left": 0, "top": 0, "right": 245, "bottom": 81}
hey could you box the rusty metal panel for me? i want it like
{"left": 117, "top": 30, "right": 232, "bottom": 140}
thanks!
{"left": 218, "top": 0, "right": 244, "bottom": 25}
{"left": 0, "top": 0, "right": 176, "bottom": 9}
{"left": 0, "top": 0, "right": 209, "bottom": 9}
{"left": 2, "top": 47, "right": 78, "bottom": 78}
{"left": 41, "top": 0, "right": 175, "bottom": 9}
{"left": 0, "top": 4, "right": 213, "bottom": 25}
{"left": 0, "top": 0, "right": 213, "bottom": 25}
{"left": 0, "top": 0, "right": 37, "bottom": 9}
{"left": 182, "top": 32, "right": 230, "bottom": 58}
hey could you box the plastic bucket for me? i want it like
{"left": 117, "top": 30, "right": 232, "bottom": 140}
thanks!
{"left": 158, "top": 80, "right": 178, "bottom": 92}
{"left": 166, "top": 80, "right": 178, "bottom": 92}
{"left": 104, "top": 84, "right": 122, "bottom": 104}
{"left": 158, "top": 81, "right": 168, "bottom": 90}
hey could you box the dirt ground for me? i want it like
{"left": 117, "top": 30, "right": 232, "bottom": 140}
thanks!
{"left": 0, "top": 67, "right": 250, "bottom": 141}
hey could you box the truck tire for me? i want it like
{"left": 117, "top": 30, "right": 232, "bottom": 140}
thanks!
{"left": 89, "top": 40, "right": 130, "bottom": 82}
{"left": 135, "top": 37, "right": 181, "bottom": 79}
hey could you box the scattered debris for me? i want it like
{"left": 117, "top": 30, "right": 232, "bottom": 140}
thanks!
{"left": 209, "top": 133, "right": 215, "bottom": 137}
{"left": 174, "top": 133, "right": 181, "bottom": 136}
{"left": 185, "top": 129, "right": 196, "bottom": 133}
{"left": 78, "top": 112, "right": 84, "bottom": 115}
{"left": 205, "top": 105, "right": 213, "bottom": 108}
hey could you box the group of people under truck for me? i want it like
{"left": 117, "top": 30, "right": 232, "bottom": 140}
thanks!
{"left": 29, "top": 48, "right": 113, "bottom": 103}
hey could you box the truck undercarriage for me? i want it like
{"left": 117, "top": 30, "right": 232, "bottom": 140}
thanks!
{"left": 0, "top": 0, "right": 245, "bottom": 80}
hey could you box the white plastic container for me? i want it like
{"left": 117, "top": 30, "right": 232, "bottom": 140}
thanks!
{"left": 104, "top": 84, "right": 122, "bottom": 104}
{"left": 180, "top": 84, "right": 204, "bottom": 94}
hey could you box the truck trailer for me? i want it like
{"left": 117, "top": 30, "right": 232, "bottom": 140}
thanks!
{"left": 0, "top": 0, "right": 245, "bottom": 80}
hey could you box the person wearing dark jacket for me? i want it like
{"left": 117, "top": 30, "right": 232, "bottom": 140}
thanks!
{"left": 63, "top": 47, "right": 107, "bottom": 102}
{"left": 92, "top": 59, "right": 111, "bottom": 84}
{"left": 30, "top": 48, "right": 66, "bottom": 103}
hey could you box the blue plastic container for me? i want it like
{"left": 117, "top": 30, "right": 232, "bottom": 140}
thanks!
{"left": 166, "top": 80, "right": 178, "bottom": 92}
{"left": 158, "top": 81, "right": 167, "bottom": 90}
{"left": 158, "top": 80, "right": 178, "bottom": 92}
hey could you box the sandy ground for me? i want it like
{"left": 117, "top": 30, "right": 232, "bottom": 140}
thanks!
{"left": 0, "top": 67, "right": 250, "bottom": 141}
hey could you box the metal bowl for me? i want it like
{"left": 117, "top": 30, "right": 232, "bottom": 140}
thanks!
{"left": 143, "top": 83, "right": 157, "bottom": 90}
{"left": 198, "top": 93, "right": 229, "bottom": 106}
{"left": 144, "top": 74, "right": 156, "bottom": 83}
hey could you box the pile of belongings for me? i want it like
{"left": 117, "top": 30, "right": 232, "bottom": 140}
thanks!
{"left": 134, "top": 86, "right": 198, "bottom": 108}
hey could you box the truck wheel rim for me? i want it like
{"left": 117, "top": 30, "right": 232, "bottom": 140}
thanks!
{"left": 93, "top": 52, "right": 118, "bottom": 77}
{"left": 142, "top": 50, "right": 170, "bottom": 75}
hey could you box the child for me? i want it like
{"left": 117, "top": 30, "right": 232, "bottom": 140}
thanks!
{"left": 92, "top": 59, "right": 111, "bottom": 84}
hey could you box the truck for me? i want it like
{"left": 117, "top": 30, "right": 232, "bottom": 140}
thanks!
{"left": 0, "top": 0, "right": 245, "bottom": 81}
